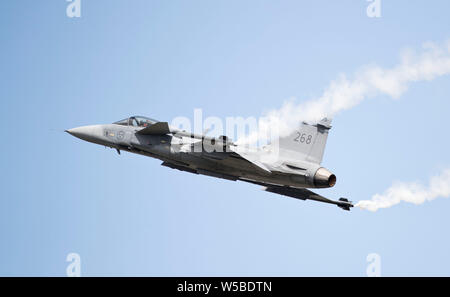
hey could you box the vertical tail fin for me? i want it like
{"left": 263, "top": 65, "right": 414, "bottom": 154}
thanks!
{"left": 278, "top": 118, "right": 332, "bottom": 164}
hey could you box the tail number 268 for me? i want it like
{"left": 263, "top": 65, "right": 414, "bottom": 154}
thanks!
{"left": 293, "top": 132, "right": 312, "bottom": 144}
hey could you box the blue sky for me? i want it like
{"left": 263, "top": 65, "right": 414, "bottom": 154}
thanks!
{"left": 0, "top": 0, "right": 449, "bottom": 276}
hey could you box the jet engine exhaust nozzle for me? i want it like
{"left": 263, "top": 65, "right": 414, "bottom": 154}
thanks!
{"left": 313, "top": 167, "right": 336, "bottom": 188}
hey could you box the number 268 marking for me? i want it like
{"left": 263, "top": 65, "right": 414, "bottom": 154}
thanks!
{"left": 294, "top": 132, "right": 312, "bottom": 144}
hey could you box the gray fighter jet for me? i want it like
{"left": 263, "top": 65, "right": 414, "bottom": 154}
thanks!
{"left": 66, "top": 116, "right": 353, "bottom": 211}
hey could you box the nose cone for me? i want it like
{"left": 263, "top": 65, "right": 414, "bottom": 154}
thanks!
{"left": 66, "top": 127, "right": 87, "bottom": 139}
{"left": 66, "top": 125, "right": 104, "bottom": 144}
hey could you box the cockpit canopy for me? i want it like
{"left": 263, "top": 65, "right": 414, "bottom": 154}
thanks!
{"left": 113, "top": 116, "right": 158, "bottom": 128}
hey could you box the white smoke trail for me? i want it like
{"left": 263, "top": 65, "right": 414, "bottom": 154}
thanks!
{"left": 237, "top": 40, "right": 450, "bottom": 145}
{"left": 356, "top": 169, "right": 450, "bottom": 212}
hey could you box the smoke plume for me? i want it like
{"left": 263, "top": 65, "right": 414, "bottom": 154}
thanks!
{"left": 237, "top": 40, "right": 450, "bottom": 145}
{"left": 356, "top": 169, "right": 450, "bottom": 212}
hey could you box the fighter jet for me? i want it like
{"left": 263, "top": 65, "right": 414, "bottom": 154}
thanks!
{"left": 66, "top": 116, "right": 353, "bottom": 211}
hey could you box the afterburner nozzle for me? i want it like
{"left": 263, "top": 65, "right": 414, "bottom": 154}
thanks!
{"left": 313, "top": 167, "right": 336, "bottom": 188}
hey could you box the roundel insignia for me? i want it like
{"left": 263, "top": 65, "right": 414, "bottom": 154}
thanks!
{"left": 117, "top": 131, "right": 125, "bottom": 139}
